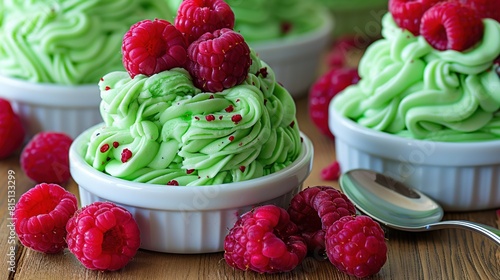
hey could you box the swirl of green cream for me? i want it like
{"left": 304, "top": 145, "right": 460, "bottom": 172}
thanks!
{"left": 333, "top": 13, "right": 500, "bottom": 142}
{"left": 0, "top": 0, "right": 176, "bottom": 85}
{"left": 85, "top": 53, "right": 301, "bottom": 186}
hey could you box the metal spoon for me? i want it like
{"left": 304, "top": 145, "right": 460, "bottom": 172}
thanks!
{"left": 339, "top": 169, "right": 500, "bottom": 245}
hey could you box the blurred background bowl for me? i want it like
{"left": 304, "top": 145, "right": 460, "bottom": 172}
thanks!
{"left": 0, "top": 75, "right": 102, "bottom": 140}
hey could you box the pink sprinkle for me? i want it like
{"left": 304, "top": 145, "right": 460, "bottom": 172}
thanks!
{"left": 105, "top": 86, "right": 111, "bottom": 91}
{"left": 121, "top": 148, "right": 132, "bottom": 163}
{"left": 321, "top": 161, "right": 341, "bottom": 181}
{"left": 100, "top": 144, "right": 110, "bottom": 153}
{"left": 231, "top": 114, "right": 242, "bottom": 124}
{"left": 167, "top": 180, "right": 179, "bottom": 186}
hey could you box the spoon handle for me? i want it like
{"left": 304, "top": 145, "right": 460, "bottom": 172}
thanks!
{"left": 428, "top": 220, "right": 500, "bottom": 245}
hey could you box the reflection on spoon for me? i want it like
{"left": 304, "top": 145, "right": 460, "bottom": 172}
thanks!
{"left": 340, "top": 169, "right": 500, "bottom": 245}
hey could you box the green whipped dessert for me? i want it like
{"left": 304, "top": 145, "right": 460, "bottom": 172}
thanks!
{"left": 83, "top": 1, "right": 302, "bottom": 186}
{"left": 0, "top": 0, "right": 176, "bottom": 85}
{"left": 332, "top": 8, "right": 500, "bottom": 142}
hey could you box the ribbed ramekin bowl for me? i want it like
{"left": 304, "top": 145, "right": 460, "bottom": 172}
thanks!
{"left": 69, "top": 125, "right": 314, "bottom": 253}
{"left": 251, "top": 9, "right": 333, "bottom": 99}
{"left": 0, "top": 75, "right": 102, "bottom": 140}
{"left": 329, "top": 108, "right": 500, "bottom": 212}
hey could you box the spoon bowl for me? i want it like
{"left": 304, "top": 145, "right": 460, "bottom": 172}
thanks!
{"left": 340, "top": 169, "right": 500, "bottom": 245}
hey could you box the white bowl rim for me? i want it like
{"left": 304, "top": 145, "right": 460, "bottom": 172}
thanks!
{"left": 329, "top": 107, "right": 500, "bottom": 166}
{"left": 250, "top": 8, "right": 333, "bottom": 51}
{"left": 0, "top": 75, "right": 100, "bottom": 107}
{"left": 70, "top": 124, "right": 314, "bottom": 210}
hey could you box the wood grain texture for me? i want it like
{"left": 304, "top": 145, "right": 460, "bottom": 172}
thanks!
{"left": 1, "top": 97, "right": 499, "bottom": 280}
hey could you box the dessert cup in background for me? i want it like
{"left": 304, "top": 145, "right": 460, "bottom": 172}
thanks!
{"left": 251, "top": 9, "right": 334, "bottom": 98}
{"left": 70, "top": 126, "right": 313, "bottom": 253}
{"left": 329, "top": 108, "right": 500, "bottom": 212}
{"left": 0, "top": 75, "right": 102, "bottom": 139}
{"left": 317, "top": 0, "right": 387, "bottom": 39}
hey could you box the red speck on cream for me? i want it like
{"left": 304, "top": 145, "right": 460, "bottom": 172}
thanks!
{"left": 121, "top": 148, "right": 132, "bottom": 163}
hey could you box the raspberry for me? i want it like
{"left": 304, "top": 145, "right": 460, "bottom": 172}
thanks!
{"left": 308, "top": 67, "right": 360, "bottom": 138}
{"left": 388, "top": 0, "right": 443, "bottom": 36}
{"left": 122, "top": 19, "right": 188, "bottom": 78}
{"left": 456, "top": 0, "right": 500, "bottom": 21}
{"left": 66, "top": 201, "right": 141, "bottom": 271}
{"left": 13, "top": 183, "right": 78, "bottom": 254}
{"left": 321, "top": 160, "right": 341, "bottom": 181}
{"left": 287, "top": 186, "right": 356, "bottom": 254}
{"left": 224, "top": 205, "right": 308, "bottom": 273}
{"left": 175, "top": 0, "right": 235, "bottom": 44}
{"left": 325, "top": 215, "right": 387, "bottom": 278}
{"left": 0, "top": 98, "right": 25, "bottom": 159}
{"left": 186, "top": 28, "right": 251, "bottom": 92}
{"left": 420, "top": 1, "right": 484, "bottom": 51}
{"left": 20, "top": 132, "right": 73, "bottom": 184}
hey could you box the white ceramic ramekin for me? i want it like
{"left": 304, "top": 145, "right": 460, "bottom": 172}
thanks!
{"left": 69, "top": 125, "right": 314, "bottom": 253}
{"left": 329, "top": 108, "right": 500, "bottom": 212}
{"left": 0, "top": 75, "right": 102, "bottom": 140}
{"left": 251, "top": 9, "right": 333, "bottom": 98}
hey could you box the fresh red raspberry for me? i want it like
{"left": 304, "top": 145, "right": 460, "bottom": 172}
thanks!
{"left": 186, "top": 28, "right": 251, "bottom": 92}
{"left": 20, "top": 132, "right": 73, "bottom": 184}
{"left": 308, "top": 67, "right": 360, "bottom": 139}
{"left": 321, "top": 160, "right": 341, "bottom": 181}
{"left": 224, "top": 205, "right": 308, "bottom": 273}
{"left": 456, "top": 0, "right": 500, "bottom": 21}
{"left": 66, "top": 201, "right": 141, "bottom": 271}
{"left": 325, "top": 215, "right": 387, "bottom": 278}
{"left": 175, "top": 0, "right": 235, "bottom": 44}
{"left": 420, "top": 1, "right": 484, "bottom": 51}
{"left": 287, "top": 186, "right": 356, "bottom": 254}
{"left": 388, "top": 0, "right": 443, "bottom": 36}
{"left": 0, "top": 98, "right": 25, "bottom": 159}
{"left": 122, "top": 19, "right": 188, "bottom": 78}
{"left": 14, "top": 183, "right": 78, "bottom": 254}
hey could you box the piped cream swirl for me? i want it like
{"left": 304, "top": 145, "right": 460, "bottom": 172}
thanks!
{"left": 85, "top": 52, "right": 301, "bottom": 185}
{"left": 332, "top": 13, "right": 500, "bottom": 142}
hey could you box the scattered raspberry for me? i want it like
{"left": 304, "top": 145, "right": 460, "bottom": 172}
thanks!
{"left": 14, "top": 183, "right": 78, "bottom": 254}
{"left": 287, "top": 186, "right": 356, "bottom": 253}
{"left": 66, "top": 201, "right": 141, "bottom": 271}
{"left": 0, "top": 98, "right": 25, "bottom": 159}
{"left": 224, "top": 205, "right": 307, "bottom": 273}
{"left": 122, "top": 19, "right": 188, "bottom": 78}
{"left": 456, "top": 0, "right": 500, "bottom": 21}
{"left": 321, "top": 161, "right": 341, "bottom": 181}
{"left": 325, "top": 215, "right": 387, "bottom": 278}
{"left": 186, "top": 28, "right": 251, "bottom": 92}
{"left": 420, "top": 1, "right": 484, "bottom": 51}
{"left": 388, "top": 0, "right": 443, "bottom": 36}
{"left": 308, "top": 67, "right": 360, "bottom": 138}
{"left": 175, "top": 0, "right": 235, "bottom": 44}
{"left": 20, "top": 132, "right": 73, "bottom": 184}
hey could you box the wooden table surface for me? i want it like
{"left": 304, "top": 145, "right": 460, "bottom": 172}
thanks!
{"left": 2, "top": 97, "right": 500, "bottom": 280}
